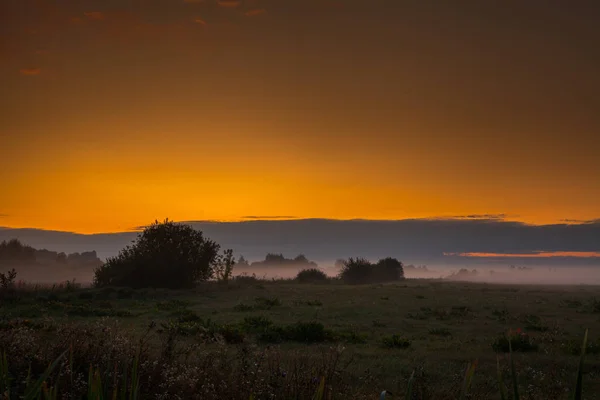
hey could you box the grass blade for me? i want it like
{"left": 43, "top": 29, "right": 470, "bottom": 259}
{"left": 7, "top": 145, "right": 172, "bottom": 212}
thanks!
{"left": 24, "top": 349, "right": 68, "bottom": 400}
{"left": 405, "top": 370, "right": 415, "bottom": 400}
{"left": 573, "top": 328, "right": 588, "bottom": 400}
{"left": 129, "top": 352, "right": 140, "bottom": 400}
{"left": 312, "top": 377, "right": 325, "bottom": 400}
{"left": 0, "top": 351, "right": 10, "bottom": 399}
{"left": 508, "top": 338, "right": 519, "bottom": 400}
{"left": 459, "top": 360, "right": 477, "bottom": 400}
{"left": 496, "top": 355, "right": 507, "bottom": 400}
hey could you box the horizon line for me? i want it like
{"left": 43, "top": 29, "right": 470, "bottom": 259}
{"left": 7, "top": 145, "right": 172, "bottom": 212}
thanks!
{"left": 1, "top": 216, "right": 600, "bottom": 235}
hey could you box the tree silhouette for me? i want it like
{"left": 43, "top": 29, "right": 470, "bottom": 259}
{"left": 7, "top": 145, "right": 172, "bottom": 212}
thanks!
{"left": 94, "top": 219, "right": 221, "bottom": 289}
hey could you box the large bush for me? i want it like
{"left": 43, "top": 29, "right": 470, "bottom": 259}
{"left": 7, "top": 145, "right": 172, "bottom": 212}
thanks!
{"left": 94, "top": 219, "right": 222, "bottom": 289}
{"left": 338, "top": 258, "right": 373, "bottom": 284}
{"left": 339, "top": 257, "right": 404, "bottom": 284}
{"left": 374, "top": 257, "right": 404, "bottom": 281}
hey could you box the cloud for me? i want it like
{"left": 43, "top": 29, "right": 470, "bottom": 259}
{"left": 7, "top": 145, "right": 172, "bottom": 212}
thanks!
{"left": 561, "top": 218, "right": 600, "bottom": 224}
{"left": 217, "top": 0, "right": 241, "bottom": 8}
{"left": 241, "top": 216, "right": 298, "bottom": 220}
{"left": 245, "top": 8, "right": 266, "bottom": 17}
{"left": 425, "top": 214, "right": 509, "bottom": 221}
{"left": 445, "top": 251, "right": 600, "bottom": 258}
{"left": 193, "top": 17, "right": 207, "bottom": 25}
{"left": 19, "top": 68, "right": 41, "bottom": 76}
{"left": 84, "top": 11, "right": 105, "bottom": 21}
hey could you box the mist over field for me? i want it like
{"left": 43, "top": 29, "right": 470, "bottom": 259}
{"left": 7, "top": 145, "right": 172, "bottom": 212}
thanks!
{"left": 2, "top": 218, "right": 600, "bottom": 285}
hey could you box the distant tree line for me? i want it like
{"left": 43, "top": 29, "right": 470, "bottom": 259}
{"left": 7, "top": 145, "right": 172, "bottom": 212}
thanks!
{"left": 90, "top": 219, "right": 409, "bottom": 289}
{"left": 236, "top": 253, "right": 318, "bottom": 269}
{"left": 338, "top": 257, "right": 405, "bottom": 284}
{"left": 0, "top": 239, "right": 102, "bottom": 268}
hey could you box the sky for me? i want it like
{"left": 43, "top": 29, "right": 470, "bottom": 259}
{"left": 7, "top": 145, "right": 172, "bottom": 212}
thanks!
{"left": 1, "top": 0, "right": 599, "bottom": 234}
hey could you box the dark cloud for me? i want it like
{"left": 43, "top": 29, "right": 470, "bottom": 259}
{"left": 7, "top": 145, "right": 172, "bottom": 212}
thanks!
{"left": 3, "top": 219, "right": 600, "bottom": 265}
{"left": 241, "top": 216, "right": 297, "bottom": 220}
{"left": 424, "top": 214, "right": 509, "bottom": 221}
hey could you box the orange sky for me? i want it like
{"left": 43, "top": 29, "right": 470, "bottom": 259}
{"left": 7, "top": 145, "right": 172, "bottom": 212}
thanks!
{"left": 1, "top": 0, "right": 599, "bottom": 233}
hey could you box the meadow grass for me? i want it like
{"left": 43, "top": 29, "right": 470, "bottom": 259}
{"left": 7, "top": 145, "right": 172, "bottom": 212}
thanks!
{"left": 0, "top": 279, "right": 599, "bottom": 398}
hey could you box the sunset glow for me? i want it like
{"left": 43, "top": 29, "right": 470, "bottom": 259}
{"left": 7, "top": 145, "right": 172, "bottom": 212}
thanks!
{"left": 1, "top": 0, "right": 598, "bottom": 234}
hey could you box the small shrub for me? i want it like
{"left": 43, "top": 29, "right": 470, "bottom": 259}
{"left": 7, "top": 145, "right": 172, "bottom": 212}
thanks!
{"left": 450, "top": 306, "right": 471, "bottom": 317}
{"left": 257, "top": 326, "right": 286, "bottom": 343}
{"left": 491, "top": 308, "right": 510, "bottom": 322}
{"left": 429, "top": 328, "right": 452, "bottom": 337}
{"left": 372, "top": 320, "right": 386, "bottom": 328}
{"left": 233, "top": 303, "right": 254, "bottom": 312}
{"left": 302, "top": 300, "right": 323, "bottom": 306}
{"left": 523, "top": 314, "right": 548, "bottom": 332}
{"left": 217, "top": 324, "right": 245, "bottom": 344}
{"left": 406, "top": 312, "right": 429, "bottom": 320}
{"left": 255, "top": 296, "right": 281, "bottom": 309}
{"left": 156, "top": 299, "right": 190, "bottom": 311}
{"left": 285, "top": 321, "right": 330, "bottom": 343}
{"left": 173, "top": 309, "right": 202, "bottom": 323}
{"left": 296, "top": 268, "right": 329, "bottom": 283}
{"left": 336, "top": 330, "right": 368, "bottom": 344}
{"left": 242, "top": 316, "right": 273, "bottom": 332}
{"left": 492, "top": 329, "right": 538, "bottom": 353}
{"left": 381, "top": 334, "right": 411, "bottom": 349}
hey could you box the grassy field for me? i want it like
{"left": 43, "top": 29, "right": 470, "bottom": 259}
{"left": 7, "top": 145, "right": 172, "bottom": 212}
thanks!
{"left": 1, "top": 278, "right": 600, "bottom": 399}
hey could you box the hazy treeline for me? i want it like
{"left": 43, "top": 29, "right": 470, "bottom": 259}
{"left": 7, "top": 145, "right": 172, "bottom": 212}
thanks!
{"left": 237, "top": 253, "right": 318, "bottom": 268}
{"left": 0, "top": 239, "right": 102, "bottom": 268}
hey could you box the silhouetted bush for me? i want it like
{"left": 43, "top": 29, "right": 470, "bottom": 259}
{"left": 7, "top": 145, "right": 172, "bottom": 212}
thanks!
{"left": 295, "top": 268, "right": 329, "bottom": 283}
{"left": 339, "top": 257, "right": 404, "bottom": 284}
{"left": 338, "top": 258, "right": 373, "bottom": 284}
{"left": 381, "top": 334, "right": 411, "bottom": 349}
{"left": 93, "top": 219, "right": 221, "bottom": 289}
{"left": 374, "top": 257, "right": 404, "bottom": 281}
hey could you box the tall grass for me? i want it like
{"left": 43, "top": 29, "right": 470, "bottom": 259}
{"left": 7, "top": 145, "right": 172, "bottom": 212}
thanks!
{"left": 0, "top": 328, "right": 591, "bottom": 399}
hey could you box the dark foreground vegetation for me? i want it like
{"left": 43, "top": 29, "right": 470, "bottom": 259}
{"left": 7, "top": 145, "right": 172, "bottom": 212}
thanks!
{"left": 1, "top": 277, "right": 599, "bottom": 399}
{"left": 0, "top": 221, "right": 598, "bottom": 399}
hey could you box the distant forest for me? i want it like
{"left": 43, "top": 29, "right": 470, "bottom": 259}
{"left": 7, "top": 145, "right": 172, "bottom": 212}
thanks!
{"left": 0, "top": 239, "right": 102, "bottom": 269}
{"left": 236, "top": 253, "right": 318, "bottom": 269}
